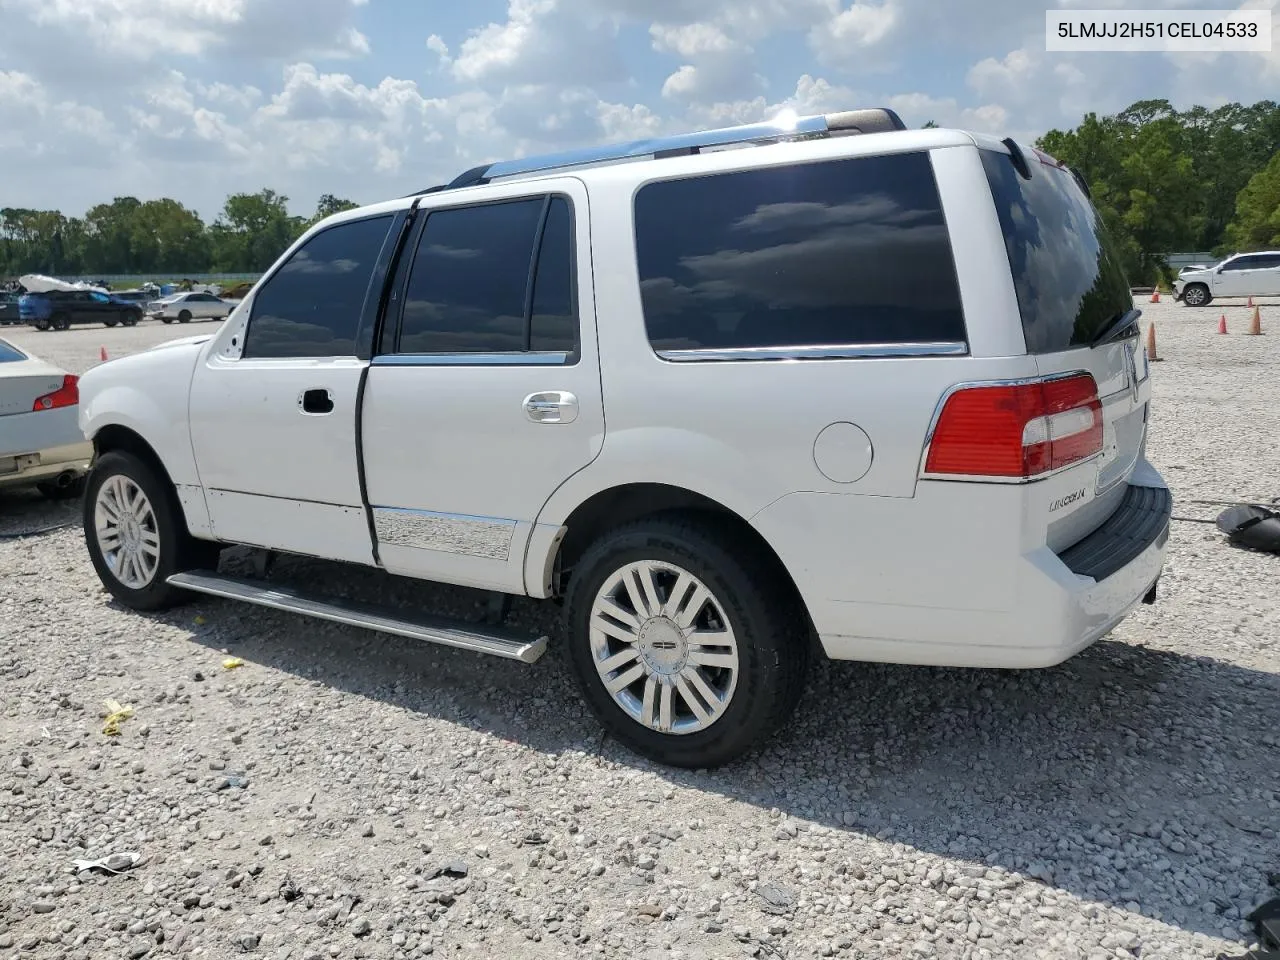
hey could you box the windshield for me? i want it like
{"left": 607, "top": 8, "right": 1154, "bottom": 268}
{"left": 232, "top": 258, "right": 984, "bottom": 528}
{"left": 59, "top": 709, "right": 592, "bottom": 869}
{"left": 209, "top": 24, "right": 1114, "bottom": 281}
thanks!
{"left": 981, "top": 147, "right": 1134, "bottom": 354}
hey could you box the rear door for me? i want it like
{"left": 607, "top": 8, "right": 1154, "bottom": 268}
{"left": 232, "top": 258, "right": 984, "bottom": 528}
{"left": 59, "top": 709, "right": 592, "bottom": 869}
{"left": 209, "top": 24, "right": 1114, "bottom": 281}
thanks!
{"left": 360, "top": 179, "right": 603, "bottom": 594}
{"left": 980, "top": 144, "right": 1152, "bottom": 549}
{"left": 1258, "top": 254, "right": 1280, "bottom": 296}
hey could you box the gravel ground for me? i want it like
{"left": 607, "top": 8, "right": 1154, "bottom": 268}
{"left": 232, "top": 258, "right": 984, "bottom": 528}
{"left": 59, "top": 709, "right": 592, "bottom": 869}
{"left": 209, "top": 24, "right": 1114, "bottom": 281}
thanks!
{"left": 2, "top": 302, "right": 1278, "bottom": 960}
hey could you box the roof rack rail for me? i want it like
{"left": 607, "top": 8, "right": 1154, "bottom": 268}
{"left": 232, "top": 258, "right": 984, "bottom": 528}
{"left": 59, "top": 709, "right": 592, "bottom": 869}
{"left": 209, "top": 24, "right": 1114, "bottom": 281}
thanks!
{"left": 439, "top": 107, "right": 907, "bottom": 191}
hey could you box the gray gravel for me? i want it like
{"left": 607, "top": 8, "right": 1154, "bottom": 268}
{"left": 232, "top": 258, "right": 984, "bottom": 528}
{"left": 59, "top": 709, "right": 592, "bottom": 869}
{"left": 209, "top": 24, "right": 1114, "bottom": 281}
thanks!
{"left": 2, "top": 302, "right": 1279, "bottom": 960}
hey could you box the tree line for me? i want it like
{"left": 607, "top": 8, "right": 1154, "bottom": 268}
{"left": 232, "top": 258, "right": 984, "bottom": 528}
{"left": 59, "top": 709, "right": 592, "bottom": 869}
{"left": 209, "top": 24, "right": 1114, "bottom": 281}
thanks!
{"left": 0, "top": 191, "right": 358, "bottom": 279}
{"left": 1036, "top": 98, "right": 1280, "bottom": 284}
{"left": 4, "top": 98, "right": 1279, "bottom": 285}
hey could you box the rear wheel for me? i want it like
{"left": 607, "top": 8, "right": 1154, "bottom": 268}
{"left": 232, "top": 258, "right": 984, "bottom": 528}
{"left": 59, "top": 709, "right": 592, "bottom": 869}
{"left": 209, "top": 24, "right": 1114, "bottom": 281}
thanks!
{"left": 123, "top": 311, "right": 140, "bottom": 327}
{"left": 1182, "top": 283, "right": 1211, "bottom": 307}
{"left": 104, "top": 318, "right": 119, "bottom": 328}
{"left": 177, "top": 310, "right": 192, "bottom": 323}
{"left": 83, "top": 451, "right": 219, "bottom": 611}
{"left": 564, "top": 514, "right": 809, "bottom": 769}
{"left": 50, "top": 313, "right": 70, "bottom": 331}
{"left": 33, "top": 318, "right": 50, "bottom": 331}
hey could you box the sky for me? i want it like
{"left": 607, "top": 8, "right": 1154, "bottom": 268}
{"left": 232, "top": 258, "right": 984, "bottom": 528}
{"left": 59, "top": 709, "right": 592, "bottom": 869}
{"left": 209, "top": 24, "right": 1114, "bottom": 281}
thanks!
{"left": 1, "top": 0, "right": 1277, "bottom": 222}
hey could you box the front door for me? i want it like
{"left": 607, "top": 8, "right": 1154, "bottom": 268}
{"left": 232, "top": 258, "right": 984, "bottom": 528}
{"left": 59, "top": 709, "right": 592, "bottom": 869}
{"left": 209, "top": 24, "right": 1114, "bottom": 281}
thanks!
{"left": 189, "top": 212, "right": 401, "bottom": 564}
{"left": 361, "top": 180, "right": 603, "bottom": 594}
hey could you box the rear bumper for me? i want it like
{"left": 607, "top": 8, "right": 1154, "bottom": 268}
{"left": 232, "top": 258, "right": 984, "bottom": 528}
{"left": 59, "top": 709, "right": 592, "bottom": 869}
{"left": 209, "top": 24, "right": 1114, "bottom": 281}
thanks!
{"left": 753, "top": 463, "right": 1172, "bottom": 669}
{"left": 0, "top": 440, "right": 93, "bottom": 489}
{"left": 0, "top": 407, "right": 93, "bottom": 489}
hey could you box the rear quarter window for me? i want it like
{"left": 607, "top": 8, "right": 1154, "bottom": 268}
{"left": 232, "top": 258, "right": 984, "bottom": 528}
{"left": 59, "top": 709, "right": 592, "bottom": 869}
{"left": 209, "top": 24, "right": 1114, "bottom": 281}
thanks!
{"left": 0, "top": 340, "right": 25, "bottom": 362}
{"left": 634, "top": 152, "right": 967, "bottom": 355}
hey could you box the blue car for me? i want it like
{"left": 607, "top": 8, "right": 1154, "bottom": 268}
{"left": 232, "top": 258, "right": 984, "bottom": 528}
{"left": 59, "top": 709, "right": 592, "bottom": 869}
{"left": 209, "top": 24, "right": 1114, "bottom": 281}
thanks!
{"left": 19, "top": 289, "right": 144, "bottom": 331}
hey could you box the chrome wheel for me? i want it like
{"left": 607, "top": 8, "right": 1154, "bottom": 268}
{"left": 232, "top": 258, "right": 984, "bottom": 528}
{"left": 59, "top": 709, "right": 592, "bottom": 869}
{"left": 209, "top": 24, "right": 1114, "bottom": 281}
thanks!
{"left": 1183, "top": 285, "right": 1207, "bottom": 306}
{"left": 589, "top": 560, "right": 740, "bottom": 735}
{"left": 94, "top": 475, "right": 161, "bottom": 589}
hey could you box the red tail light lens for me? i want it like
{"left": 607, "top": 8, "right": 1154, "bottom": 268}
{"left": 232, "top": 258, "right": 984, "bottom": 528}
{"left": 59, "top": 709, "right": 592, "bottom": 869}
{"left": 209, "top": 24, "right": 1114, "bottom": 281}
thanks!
{"left": 924, "top": 374, "right": 1102, "bottom": 479}
{"left": 32, "top": 375, "right": 79, "bottom": 411}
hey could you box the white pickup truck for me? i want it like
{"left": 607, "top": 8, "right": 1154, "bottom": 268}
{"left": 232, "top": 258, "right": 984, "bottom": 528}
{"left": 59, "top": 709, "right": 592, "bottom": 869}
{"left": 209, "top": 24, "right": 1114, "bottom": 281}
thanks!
{"left": 76, "top": 109, "right": 1171, "bottom": 768}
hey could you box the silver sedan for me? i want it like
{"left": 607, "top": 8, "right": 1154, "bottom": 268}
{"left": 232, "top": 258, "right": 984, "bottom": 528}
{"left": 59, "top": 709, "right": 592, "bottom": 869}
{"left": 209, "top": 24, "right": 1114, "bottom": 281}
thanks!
{"left": 146, "top": 292, "right": 236, "bottom": 324}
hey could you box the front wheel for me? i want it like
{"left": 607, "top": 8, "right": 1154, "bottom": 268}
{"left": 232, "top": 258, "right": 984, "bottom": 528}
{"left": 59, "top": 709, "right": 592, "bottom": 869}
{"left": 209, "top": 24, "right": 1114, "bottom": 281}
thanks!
{"left": 83, "top": 451, "right": 218, "bottom": 611}
{"left": 1182, "top": 283, "right": 1211, "bottom": 307}
{"left": 50, "top": 313, "right": 70, "bottom": 331}
{"left": 33, "top": 318, "right": 50, "bottom": 331}
{"left": 161, "top": 316, "right": 174, "bottom": 324}
{"left": 564, "top": 514, "right": 809, "bottom": 769}
{"left": 104, "top": 318, "right": 119, "bottom": 328}
{"left": 123, "top": 311, "right": 140, "bottom": 327}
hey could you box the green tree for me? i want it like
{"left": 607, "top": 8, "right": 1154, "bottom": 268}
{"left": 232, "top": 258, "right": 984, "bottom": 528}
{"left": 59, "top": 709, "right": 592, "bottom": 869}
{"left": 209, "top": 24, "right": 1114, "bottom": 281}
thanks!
{"left": 210, "top": 189, "right": 305, "bottom": 272}
{"left": 1225, "top": 151, "right": 1280, "bottom": 249}
{"left": 314, "top": 194, "right": 360, "bottom": 220}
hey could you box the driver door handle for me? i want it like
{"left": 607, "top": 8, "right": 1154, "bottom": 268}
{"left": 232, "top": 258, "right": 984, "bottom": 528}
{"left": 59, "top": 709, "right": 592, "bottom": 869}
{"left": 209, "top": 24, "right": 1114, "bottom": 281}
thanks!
{"left": 524, "top": 391, "right": 578, "bottom": 424}
{"left": 300, "top": 388, "right": 334, "bottom": 415}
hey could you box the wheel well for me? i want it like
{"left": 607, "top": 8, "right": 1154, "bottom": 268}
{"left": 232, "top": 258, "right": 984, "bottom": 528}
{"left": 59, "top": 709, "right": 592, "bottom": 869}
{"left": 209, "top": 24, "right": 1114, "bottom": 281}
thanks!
{"left": 93, "top": 425, "right": 174, "bottom": 492}
{"left": 554, "top": 483, "right": 809, "bottom": 619}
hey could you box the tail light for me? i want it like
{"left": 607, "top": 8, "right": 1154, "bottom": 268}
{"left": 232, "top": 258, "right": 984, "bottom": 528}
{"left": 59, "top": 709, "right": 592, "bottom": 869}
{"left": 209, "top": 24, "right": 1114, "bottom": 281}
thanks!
{"left": 32, "top": 375, "right": 79, "bottom": 411}
{"left": 923, "top": 373, "right": 1103, "bottom": 479}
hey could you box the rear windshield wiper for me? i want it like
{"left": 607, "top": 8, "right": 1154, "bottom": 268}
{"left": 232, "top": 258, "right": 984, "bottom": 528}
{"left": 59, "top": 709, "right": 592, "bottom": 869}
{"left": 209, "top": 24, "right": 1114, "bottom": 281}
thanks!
{"left": 1090, "top": 308, "right": 1142, "bottom": 348}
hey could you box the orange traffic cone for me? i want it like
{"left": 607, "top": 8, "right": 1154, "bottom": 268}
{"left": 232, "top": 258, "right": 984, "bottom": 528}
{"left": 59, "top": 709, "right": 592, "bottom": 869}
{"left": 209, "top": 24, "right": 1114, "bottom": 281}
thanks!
{"left": 100, "top": 346, "right": 108, "bottom": 361}
{"left": 1150, "top": 290, "right": 1161, "bottom": 303}
{"left": 1146, "top": 322, "right": 1161, "bottom": 361}
{"left": 1218, "top": 315, "right": 1228, "bottom": 335}
{"left": 1247, "top": 305, "right": 1262, "bottom": 335}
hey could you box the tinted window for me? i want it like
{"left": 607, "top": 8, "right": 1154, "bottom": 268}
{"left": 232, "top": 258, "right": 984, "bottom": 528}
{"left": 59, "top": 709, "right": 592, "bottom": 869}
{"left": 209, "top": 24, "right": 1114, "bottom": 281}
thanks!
{"left": 398, "top": 199, "right": 543, "bottom": 354}
{"left": 530, "top": 197, "right": 576, "bottom": 352}
{"left": 634, "top": 153, "right": 966, "bottom": 353}
{"left": 0, "top": 340, "right": 25, "bottom": 362}
{"left": 244, "top": 215, "right": 393, "bottom": 359}
{"left": 981, "top": 148, "right": 1133, "bottom": 354}
{"left": 1221, "top": 257, "right": 1258, "bottom": 272}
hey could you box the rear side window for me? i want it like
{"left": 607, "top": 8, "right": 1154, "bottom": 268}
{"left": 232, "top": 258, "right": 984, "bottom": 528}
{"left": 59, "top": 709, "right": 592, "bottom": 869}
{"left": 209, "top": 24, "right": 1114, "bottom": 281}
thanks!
{"left": 394, "top": 195, "right": 578, "bottom": 357}
{"left": 243, "top": 214, "right": 394, "bottom": 359}
{"left": 981, "top": 149, "right": 1133, "bottom": 354}
{"left": 0, "top": 340, "right": 25, "bottom": 362}
{"left": 634, "top": 152, "right": 966, "bottom": 354}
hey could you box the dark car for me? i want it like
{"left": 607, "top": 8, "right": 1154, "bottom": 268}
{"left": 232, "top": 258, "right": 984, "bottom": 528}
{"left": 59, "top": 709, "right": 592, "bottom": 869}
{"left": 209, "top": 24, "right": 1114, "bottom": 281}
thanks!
{"left": 0, "top": 292, "right": 20, "bottom": 326}
{"left": 19, "top": 290, "right": 144, "bottom": 330}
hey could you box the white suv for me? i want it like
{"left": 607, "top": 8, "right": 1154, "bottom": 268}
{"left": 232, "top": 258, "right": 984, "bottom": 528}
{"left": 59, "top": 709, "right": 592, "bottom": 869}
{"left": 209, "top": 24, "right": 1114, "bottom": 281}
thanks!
{"left": 1173, "top": 250, "right": 1280, "bottom": 306}
{"left": 75, "top": 108, "right": 1171, "bottom": 768}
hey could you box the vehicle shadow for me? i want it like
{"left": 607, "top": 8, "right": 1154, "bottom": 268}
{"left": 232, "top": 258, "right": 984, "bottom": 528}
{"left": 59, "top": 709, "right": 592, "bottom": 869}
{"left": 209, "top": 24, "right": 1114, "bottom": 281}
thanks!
{"left": 0, "top": 487, "right": 81, "bottom": 539}
{"left": 159, "top": 548, "right": 1280, "bottom": 945}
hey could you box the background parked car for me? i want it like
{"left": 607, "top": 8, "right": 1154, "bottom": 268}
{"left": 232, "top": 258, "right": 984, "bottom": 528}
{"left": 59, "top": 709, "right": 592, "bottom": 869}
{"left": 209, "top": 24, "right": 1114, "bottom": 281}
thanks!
{"left": 1173, "top": 250, "right": 1280, "bottom": 306}
{"left": 0, "top": 336, "right": 91, "bottom": 498}
{"left": 19, "top": 290, "right": 144, "bottom": 330}
{"left": 146, "top": 291, "right": 235, "bottom": 324}
{"left": 0, "top": 291, "right": 19, "bottom": 326}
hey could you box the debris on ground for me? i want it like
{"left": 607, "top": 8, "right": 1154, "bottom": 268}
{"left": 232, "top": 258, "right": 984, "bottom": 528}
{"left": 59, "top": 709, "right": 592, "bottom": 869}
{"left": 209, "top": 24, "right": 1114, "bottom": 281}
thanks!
{"left": 71, "top": 851, "right": 143, "bottom": 875}
{"left": 101, "top": 698, "right": 134, "bottom": 736}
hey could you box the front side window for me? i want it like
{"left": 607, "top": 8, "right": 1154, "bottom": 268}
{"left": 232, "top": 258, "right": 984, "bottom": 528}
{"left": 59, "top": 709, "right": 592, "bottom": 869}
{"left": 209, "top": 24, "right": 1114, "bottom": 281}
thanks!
{"left": 634, "top": 152, "right": 967, "bottom": 354}
{"left": 1223, "top": 256, "right": 1265, "bottom": 272}
{"left": 243, "top": 215, "right": 394, "bottom": 359}
{"left": 395, "top": 196, "right": 577, "bottom": 357}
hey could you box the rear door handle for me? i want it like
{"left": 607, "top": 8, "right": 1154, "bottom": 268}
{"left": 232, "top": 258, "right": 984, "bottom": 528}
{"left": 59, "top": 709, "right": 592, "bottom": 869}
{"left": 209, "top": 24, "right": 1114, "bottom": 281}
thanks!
{"left": 524, "top": 391, "right": 578, "bottom": 424}
{"left": 300, "top": 388, "right": 334, "bottom": 415}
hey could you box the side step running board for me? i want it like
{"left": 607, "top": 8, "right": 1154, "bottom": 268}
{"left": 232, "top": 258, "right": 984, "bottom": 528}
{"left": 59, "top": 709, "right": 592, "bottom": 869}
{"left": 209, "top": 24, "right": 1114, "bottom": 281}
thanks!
{"left": 166, "top": 571, "right": 548, "bottom": 664}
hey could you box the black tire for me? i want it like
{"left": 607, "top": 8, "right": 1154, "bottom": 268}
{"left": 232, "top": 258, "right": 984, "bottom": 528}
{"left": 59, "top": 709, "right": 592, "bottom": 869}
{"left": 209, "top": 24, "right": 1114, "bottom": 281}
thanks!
{"left": 123, "top": 311, "right": 140, "bottom": 327}
{"left": 563, "top": 512, "right": 809, "bottom": 769}
{"left": 37, "top": 475, "right": 85, "bottom": 500}
{"left": 83, "top": 450, "right": 220, "bottom": 611}
{"left": 33, "top": 318, "right": 50, "bottom": 331}
{"left": 161, "top": 317, "right": 174, "bottom": 325}
{"left": 50, "top": 313, "right": 70, "bottom": 331}
{"left": 104, "top": 318, "right": 119, "bottom": 328}
{"left": 178, "top": 310, "right": 192, "bottom": 323}
{"left": 1182, "top": 283, "right": 1211, "bottom": 307}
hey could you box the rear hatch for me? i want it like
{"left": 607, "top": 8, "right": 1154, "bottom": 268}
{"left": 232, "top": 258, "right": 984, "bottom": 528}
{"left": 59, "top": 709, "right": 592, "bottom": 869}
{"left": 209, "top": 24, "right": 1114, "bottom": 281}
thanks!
{"left": 980, "top": 143, "right": 1150, "bottom": 551}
